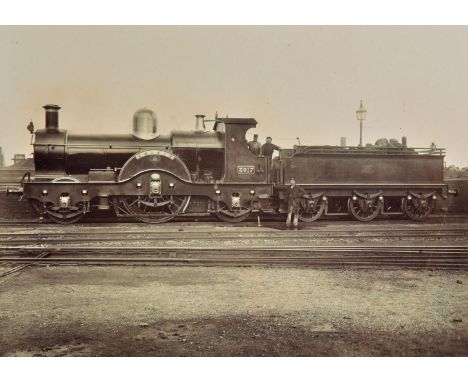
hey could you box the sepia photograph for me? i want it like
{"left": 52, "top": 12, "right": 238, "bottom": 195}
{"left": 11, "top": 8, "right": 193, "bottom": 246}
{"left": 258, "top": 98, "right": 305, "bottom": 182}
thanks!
{"left": 0, "top": 3, "right": 466, "bottom": 374}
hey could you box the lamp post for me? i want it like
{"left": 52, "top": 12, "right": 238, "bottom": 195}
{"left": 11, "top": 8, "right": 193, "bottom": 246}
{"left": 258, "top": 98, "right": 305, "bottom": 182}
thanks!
{"left": 356, "top": 100, "right": 367, "bottom": 147}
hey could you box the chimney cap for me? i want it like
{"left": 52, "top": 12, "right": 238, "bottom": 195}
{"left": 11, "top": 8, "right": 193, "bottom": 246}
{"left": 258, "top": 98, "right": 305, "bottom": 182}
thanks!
{"left": 43, "top": 104, "right": 61, "bottom": 111}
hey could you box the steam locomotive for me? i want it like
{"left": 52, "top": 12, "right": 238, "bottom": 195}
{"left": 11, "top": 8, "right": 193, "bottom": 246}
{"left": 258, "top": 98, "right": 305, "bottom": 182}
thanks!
{"left": 8, "top": 104, "right": 448, "bottom": 224}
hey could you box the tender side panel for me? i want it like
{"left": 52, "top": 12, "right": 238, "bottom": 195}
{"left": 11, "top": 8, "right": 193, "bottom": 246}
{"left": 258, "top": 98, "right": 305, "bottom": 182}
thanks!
{"left": 282, "top": 154, "right": 444, "bottom": 185}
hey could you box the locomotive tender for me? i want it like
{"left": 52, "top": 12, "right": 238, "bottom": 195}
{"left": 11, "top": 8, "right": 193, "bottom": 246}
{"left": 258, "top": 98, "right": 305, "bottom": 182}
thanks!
{"left": 9, "top": 104, "right": 448, "bottom": 224}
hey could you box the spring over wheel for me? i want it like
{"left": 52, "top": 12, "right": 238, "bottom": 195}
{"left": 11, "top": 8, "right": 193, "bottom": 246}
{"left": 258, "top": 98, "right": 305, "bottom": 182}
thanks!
{"left": 46, "top": 202, "right": 86, "bottom": 224}
{"left": 348, "top": 194, "right": 382, "bottom": 222}
{"left": 402, "top": 195, "right": 434, "bottom": 221}
{"left": 215, "top": 201, "right": 251, "bottom": 223}
{"left": 119, "top": 195, "right": 190, "bottom": 223}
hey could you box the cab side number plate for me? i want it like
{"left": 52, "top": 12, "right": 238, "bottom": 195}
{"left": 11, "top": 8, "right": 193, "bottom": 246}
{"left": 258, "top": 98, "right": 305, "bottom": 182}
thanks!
{"left": 237, "top": 165, "right": 255, "bottom": 175}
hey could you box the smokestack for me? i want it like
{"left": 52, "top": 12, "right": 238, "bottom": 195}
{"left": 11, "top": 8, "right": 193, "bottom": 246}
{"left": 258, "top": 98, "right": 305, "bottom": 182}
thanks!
{"left": 340, "top": 137, "right": 346, "bottom": 147}
{"left": 402, "top": 136, "right": 407, "bottom": 147}
{"left": 43, "top": 104, "right": 61, "bottom": 132}
{"left": 195, "top": 114, "right": 206, "bottom": 131}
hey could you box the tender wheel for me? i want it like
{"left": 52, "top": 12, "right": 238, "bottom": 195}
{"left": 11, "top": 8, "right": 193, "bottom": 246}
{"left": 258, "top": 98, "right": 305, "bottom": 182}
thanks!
{"left": 298, "top": 194, "right": 326, "bottom": 222}
{"left": 402, "top": 194, "right": 434, "bottom": 221}
{"left": 120, "top": 195, "right": 190, "bottom": 223}
{"left": 46, "top": 202, "right": 86, "bottom": 224}
{"left": 348, "top": 193, "right": 382, "bottom": 222}
{"left": 215, "top": 202, "right": 251, "bottom": 223}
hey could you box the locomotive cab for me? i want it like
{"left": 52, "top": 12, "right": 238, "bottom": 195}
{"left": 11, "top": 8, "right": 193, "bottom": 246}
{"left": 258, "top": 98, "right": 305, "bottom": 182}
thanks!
{"left": 214, "top": 118, "right": 269, "bottom": 184}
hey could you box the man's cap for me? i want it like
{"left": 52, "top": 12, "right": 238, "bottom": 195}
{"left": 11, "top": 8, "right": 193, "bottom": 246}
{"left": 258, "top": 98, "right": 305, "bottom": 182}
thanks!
{"left": 290, "top": 177, "right": 295, "bottom": 180}
{"left": 266, "top": 136, "right": 272, "bottom": 140}
{"left": 253, "top": 134, "right": 258, "bottom": 137}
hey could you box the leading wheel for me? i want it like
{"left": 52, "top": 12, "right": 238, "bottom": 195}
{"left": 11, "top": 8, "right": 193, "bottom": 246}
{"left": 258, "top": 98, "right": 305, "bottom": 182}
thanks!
{"left": 45, "top": 177, "right": 86, "bottom": 224}
{"left": 120, "top": 195, "right": 190, "bottom": 223}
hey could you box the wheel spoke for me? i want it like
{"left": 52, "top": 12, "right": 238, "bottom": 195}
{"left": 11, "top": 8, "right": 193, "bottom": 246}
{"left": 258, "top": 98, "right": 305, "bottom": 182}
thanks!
{"left": 127, "top": 198, "right": 138, "bottom": 208}
{"left": 172, "top": 197, "right": 183, "bottom": 209}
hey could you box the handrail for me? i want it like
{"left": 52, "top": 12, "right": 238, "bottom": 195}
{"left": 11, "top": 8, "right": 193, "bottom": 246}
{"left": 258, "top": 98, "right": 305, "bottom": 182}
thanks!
{"left": 289, "top": 145, "right": 446, "bottom": 156}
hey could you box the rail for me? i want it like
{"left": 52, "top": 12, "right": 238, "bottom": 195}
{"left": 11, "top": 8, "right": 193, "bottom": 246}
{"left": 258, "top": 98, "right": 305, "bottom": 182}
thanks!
{"left": 0, "top": 245, "right": 467, "bottom": 269}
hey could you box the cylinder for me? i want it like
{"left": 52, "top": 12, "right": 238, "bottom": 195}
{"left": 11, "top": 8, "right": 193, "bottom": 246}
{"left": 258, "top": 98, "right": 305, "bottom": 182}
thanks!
{"left": 43, "top": 104, "right": 61, "bottom": 132}
{"left": 340, "top": 137, "right": 346, "bottom": 147}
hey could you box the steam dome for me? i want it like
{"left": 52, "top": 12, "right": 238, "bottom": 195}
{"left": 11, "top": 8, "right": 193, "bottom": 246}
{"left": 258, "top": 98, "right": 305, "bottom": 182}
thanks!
{"left": 133, "top": 109, "right": 158, "bottom": 140}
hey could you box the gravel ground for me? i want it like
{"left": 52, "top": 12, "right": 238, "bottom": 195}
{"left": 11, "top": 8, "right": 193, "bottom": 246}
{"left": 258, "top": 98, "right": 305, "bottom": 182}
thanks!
{"left": 0, "top": 266, "right": 466, "bottom": 356}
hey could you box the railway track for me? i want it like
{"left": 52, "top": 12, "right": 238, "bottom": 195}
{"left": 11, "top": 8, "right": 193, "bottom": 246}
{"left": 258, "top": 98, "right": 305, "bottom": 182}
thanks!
{"left": 0, "top": 230, "right": 467, "bottom": 245}
{"left": 0, "top": 233, "right": 468, "bottom": 245}
{"left": 0, "top": 219, "right": 467, "bottom": 270}
{"left": 0, "top": 212, "right": 467, "bottom": 226}
{"left": 0, "top": 245, "right": 467, "bottom": 269}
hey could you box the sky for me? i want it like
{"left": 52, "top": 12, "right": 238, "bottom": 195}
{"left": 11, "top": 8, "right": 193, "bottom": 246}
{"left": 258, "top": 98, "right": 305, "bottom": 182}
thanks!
{"left": 0, "top": 26, "right": 467, "bottom": 166}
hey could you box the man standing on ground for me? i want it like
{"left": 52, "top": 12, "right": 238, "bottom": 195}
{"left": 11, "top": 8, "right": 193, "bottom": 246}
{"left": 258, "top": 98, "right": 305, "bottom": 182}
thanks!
{"left": 285, "top": 177, "right": 308, "bottom": 230}
{"left": 248, "top": 134, "right": 262, "bottom": 155}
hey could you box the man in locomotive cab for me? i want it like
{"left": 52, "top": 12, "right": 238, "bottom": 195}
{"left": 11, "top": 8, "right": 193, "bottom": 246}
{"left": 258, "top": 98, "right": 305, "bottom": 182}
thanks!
{"left": 248, "top": 134, "right": 262, "bottom": 155}
{"left": 285, "top": 177, "right": 308, "bottom": 230}
{"left": 261, "top": 136, "right": 280, "bottom": 158}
